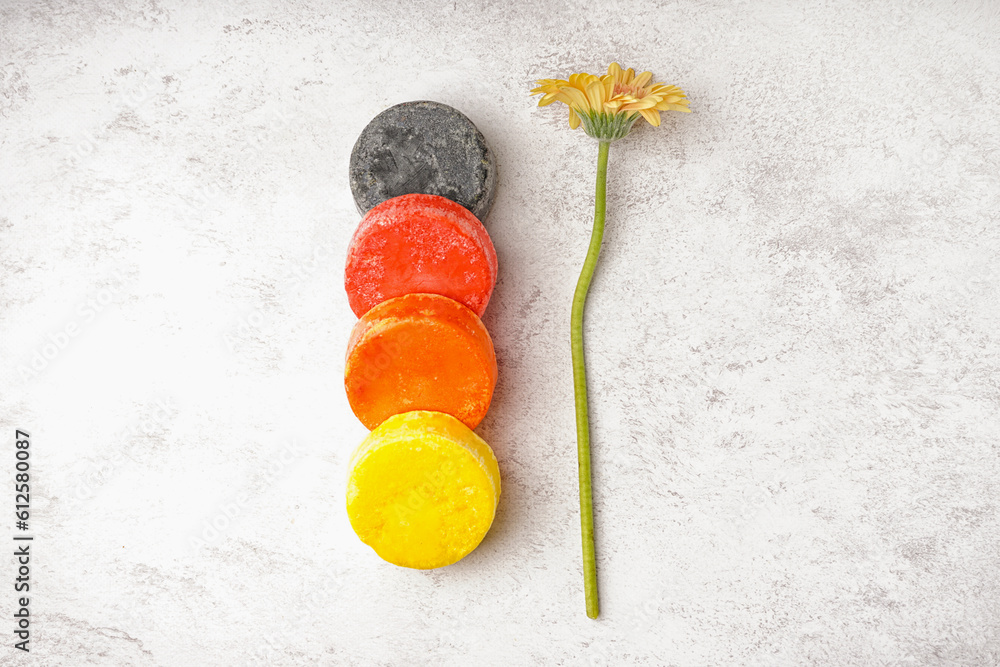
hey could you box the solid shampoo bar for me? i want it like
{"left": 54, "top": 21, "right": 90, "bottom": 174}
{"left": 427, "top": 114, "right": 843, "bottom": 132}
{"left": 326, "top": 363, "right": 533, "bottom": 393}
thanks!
{"left": 344, "top": 194, "right": 497, "bottom": 318}
{"left": 346, "top": 411, "right": 501, "bottom": 569}
{"left": 344, "top": 292, "right": 497, "bottom": 430}
{"left": 348, "top": 100, "right": 497, "bottom": 221}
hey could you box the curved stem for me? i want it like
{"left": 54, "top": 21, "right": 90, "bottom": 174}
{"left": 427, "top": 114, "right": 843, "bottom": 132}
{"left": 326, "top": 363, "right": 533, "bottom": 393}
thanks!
{"left": 572, "top": 139, "right": 609, "bottom": 619}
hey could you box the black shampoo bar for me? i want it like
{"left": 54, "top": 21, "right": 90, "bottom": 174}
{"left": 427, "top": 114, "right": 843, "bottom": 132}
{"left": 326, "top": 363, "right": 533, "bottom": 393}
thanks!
{"left": 349, "top": 101, "right": 497, "bottom": 221}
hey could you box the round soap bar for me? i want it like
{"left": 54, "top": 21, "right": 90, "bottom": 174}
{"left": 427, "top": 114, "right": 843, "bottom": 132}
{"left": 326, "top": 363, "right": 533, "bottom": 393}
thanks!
{"left": 345, "top": 293, "right": 497, "bottom": 430}
{"left": 349, "top": 101, "right": 497, "bottom": 221}
{"left": 344, "top": 194, "right": 498, "bottom": 318}
{"left": 346, "top": 411, "right": 501, "bottom": 569}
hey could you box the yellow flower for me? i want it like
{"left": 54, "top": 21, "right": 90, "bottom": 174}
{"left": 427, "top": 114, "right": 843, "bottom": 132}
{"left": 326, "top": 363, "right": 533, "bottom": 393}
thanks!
{"left": 530, "top": 61, "right": 693, "bottom": 622}
{"left": 531, "top": 63, "right": 690, "bottom": 141}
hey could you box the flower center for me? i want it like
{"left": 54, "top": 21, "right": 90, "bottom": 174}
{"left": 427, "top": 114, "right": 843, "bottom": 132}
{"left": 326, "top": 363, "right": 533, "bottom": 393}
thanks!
{"left": 613, "top": 82, "right": 645, "bottom": 98}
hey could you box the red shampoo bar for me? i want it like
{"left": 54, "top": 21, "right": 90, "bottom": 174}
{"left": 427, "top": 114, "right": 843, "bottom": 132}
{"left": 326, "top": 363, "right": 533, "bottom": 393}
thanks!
{"left": 344, "top": 194, "right": 498, "bottom": 318}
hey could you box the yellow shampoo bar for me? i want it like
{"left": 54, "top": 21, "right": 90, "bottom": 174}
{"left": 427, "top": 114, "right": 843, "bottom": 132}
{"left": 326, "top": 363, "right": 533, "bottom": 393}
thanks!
{"left": 346, "top": 411, "right": 501, "bottom": 569}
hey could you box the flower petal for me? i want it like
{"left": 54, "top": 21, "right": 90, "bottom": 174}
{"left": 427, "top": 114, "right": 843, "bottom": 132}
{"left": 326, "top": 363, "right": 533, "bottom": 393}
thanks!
{"left": 532, "top": 79, "right": 567, "bottom": 94}
{"left": 585, "top": 79, "right": 605, "bottom": 112}
{"left": 619, "top": 97, "right": 658, "bottom": 111}
{"left": 639, "top": 107, "right": 661, "bottom": 126}
{"left": 656, "top": 93, "right": 690, "bottom": 108}
{"left": 568, "top": 107, "right": 580, "bottom": 129}
{"left": 562, "top": 86, "right": 590, "bottom": 111}
{"left": 569, "top": 72, "right": 596, "bottom": 90}
{"left": 633, "top": 71, "right": 653, "bottom": 89}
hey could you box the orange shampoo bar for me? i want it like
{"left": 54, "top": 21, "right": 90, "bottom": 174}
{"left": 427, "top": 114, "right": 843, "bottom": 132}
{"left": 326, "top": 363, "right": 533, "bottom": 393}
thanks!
{"left": 345, "top": 293, "right": 497, "bottom": 430}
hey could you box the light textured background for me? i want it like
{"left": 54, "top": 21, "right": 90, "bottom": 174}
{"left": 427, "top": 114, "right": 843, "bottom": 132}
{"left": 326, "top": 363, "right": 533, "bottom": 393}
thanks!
{"left": 2, "top": 0, "right": 1000, "bottom": 665}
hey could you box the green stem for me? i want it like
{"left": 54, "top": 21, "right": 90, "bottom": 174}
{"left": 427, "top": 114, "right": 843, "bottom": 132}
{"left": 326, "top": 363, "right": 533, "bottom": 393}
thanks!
{"left": 572, "top": 139, "right": 609, "bottom": 619}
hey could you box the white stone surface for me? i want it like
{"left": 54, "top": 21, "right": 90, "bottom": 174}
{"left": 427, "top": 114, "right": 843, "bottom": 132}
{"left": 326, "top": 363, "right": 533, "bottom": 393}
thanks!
{"left": 2, "top": 0, "right": 1000, "bottom": 664}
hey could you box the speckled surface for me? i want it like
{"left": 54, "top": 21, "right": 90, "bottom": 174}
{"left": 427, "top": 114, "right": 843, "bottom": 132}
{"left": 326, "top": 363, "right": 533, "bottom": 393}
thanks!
{"left": 2, "top": 1, "right": 1000, "bottom": 665}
